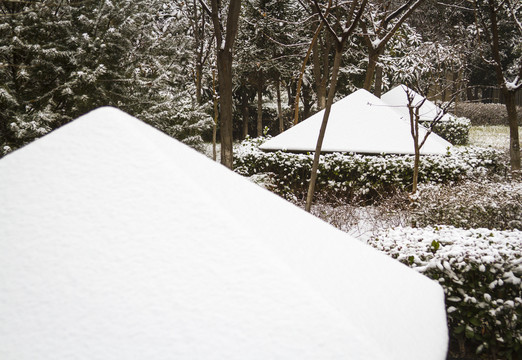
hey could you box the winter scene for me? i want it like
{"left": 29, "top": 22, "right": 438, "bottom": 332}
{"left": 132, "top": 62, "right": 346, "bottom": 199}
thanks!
{"left": 0, "top": 1, "right": 521, "bottom": 360}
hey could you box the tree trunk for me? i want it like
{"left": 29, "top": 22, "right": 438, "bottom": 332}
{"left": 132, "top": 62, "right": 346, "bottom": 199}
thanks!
{"left": 363, "top": 51, "right": 379, "bottom": 91}
{"left": 305, "top": 47, "right": 343, "bottom": 212}
{"left": 276, "top": 77, "right": 284, "bottom": 134}
{"left": 302, "top": 84, "right": 313, "bottom": 120}
{"left": 241, "top": 90, "right": 249, "bottom": 139}
{"left": 504, "top": 90, "right": 521, "bottom": 171}
{"left": 257, "top": 69, "right": 263, "bottom": 137}
{"left": 312, "top": 34, "right": 329, "bottom": 110}
{"left": 209, "top": 0, "right": 242, "bottom": 169}
{"left": 374, "top": 64, "right": 383, "bottom": 98}
{"left": 409, "top": 105, "right": 421, "bottom": 194}
{"left": 488, "top": 0, "right": 521, "bottom": 171}
{"left": 412, "top": 131, "right": 420, "bottom": 194}
{"left": 195, "top": 63, "right": 203, "bottom": 104}
{"left": 212, "top": 70, "right": 218, "bottom": 161}
{"left": 216, "top": 49, "right": 234, "bottom": 168}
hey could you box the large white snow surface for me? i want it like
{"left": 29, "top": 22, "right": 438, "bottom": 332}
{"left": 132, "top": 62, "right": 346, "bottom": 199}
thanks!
{"left": 260, "top": 89, "right": 452, "bottom": 155}
{"left": 0, "top": 107, "right": 448, "bottom": 360}
{"left": 381, "top": 85, "right": 456, "bottom": 123}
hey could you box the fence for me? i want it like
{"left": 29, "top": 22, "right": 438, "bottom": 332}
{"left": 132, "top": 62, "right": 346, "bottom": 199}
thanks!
{"left": 463, "top": 86, "right": 522, "bottom": 106}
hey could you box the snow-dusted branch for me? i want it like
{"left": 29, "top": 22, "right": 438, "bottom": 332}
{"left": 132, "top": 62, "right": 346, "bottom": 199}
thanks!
{"left": 383, "top": 0, "right": 417, "bottom": 28}
{"left": 198, "top": 0, "right": 212, "bottom": 17}
{"left": 505, "top": 0, "right": 522, "bottom": 35}
{"left": 312, "top": 0, "right": 340, "bottom": 46}
{"left": 379, "top": 0, "right": 422, "bottom": 50}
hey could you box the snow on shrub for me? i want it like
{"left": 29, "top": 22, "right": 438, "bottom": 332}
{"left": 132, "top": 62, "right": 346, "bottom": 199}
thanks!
{"left": 422, "top": 116, "right": 471, "bottom": 145}
{"left": 234, "top": 136, "right": 504, "bottom": 199}
{"left": 410, "top": 180, "right": 522, "bottom": 231}
{"left": 368, "top": 226, "right": 522, "bottom": 359}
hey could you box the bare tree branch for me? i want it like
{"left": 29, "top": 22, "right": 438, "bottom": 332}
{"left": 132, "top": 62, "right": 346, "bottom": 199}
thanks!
{"left": 198, "top": 0, "right": 212, "bottom": 17}
{"left": 378, "top": 0, "right": 423, "bottom": 51}
{"left": 312, "top": 0, "right": 340, "bottom": 47}
{"left": 505, "top": 0, "right": 522, "bottom": 35}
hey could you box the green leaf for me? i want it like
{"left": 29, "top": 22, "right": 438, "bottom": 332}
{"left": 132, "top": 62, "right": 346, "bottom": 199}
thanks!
{"left": 470, "top": 317, "right": 481, "bottom": 327}
{"left": 431, "top": 240, "right": 440, "bottom": 252}
{"left": 454, "top": 325, "right": 465, "bottom": 334}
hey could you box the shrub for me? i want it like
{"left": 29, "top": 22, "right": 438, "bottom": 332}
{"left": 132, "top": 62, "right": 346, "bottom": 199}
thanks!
{"left": 454, "top": 102, "right": 522, "bottom": 126}
{"left": 410, "top": 181, "right": 522, "bottom": 231}
{"left": 234, "top": 136, "right": 505, "bottom": 201}
{"left": 368, "top": 226, "right": 522, "bottom": 359}
{"left": 422, "top": 117, "right": 471, "bottom": 145}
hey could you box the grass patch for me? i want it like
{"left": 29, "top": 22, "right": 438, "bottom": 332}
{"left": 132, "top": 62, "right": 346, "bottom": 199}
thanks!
{"left": 469, "top": 126, "right": 522, "bottom": 150}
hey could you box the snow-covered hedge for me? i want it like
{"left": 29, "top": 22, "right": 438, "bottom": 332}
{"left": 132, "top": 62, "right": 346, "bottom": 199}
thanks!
{"left": 422, "top": 116, "right": 471, "bottom": 145}
{"left": 234, "top": 137, "right": 504, "bottom": 199}
{"left": 410, "top": 181, "right": 522, "bottom": 231}
{"left": 368, "top": 226, "right": 522, "bottom": 359}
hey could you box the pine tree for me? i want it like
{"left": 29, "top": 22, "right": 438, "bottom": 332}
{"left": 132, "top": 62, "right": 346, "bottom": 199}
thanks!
{"left": 0, "top": 0, "right": 212, "bottom": 157}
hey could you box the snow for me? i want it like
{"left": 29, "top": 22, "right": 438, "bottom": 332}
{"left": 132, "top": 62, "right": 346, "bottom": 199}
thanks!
{"left": 371, "top": 38, "right": 382, "bottom": 49}
{"left": 505, "top": 76, "right": 520, "bottom": 91}
{"left": 0, "top": 107, "right": 448, "bottom": 359}
{"left": 259, "top": 89, "right": 452, "bottom": 155}
{"left": 381, "top": 85, "right": 455, "bottom": 122}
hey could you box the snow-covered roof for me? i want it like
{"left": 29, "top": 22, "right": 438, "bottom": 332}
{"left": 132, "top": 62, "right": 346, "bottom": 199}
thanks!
{"left": 381, "top": 85, "right": 455, "bottom": 122}
{"left": 0, "top": 107, "right": 448, "bottom": 360}
{"left": 259, "top": 89, "right": 452, "bottom": 155}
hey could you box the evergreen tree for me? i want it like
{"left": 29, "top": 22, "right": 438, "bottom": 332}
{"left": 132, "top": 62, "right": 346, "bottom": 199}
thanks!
{"left": 0, "top": 0, "right": 212, "bottom": 156}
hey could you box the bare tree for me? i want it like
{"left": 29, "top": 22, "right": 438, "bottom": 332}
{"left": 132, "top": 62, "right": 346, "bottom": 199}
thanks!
{"left": 360, "top": 0, "right": 423, "bottom": 95}
{"left": 188, "top": 0, "right": 214, "bottom": 104}
{"left": 305, "top": 0, "right": 368, "bottom": 212}
{"left": 293, "top": 1, "right": 331, "bottom": 125}
{"left": 474, "top": 0, "right": 521, "bottom": 172}
{"left": 403, "top": 87, "right": 453, "bottom": 194}
{"left": 200, "top": 0, "right": 242, "bottom": 169}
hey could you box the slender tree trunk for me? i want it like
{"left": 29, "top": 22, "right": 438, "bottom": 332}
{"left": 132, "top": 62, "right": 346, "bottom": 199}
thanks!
{"left": 293, "top": 10, "right": 328, "bottom": 125}
{"left": 363, "top": 51, "right": 379, "bottom": 91}
{"left": 312, "top": 35, "right": 330, "bottom": 110}
{"left": 216, "top": 49, "right": 234, "bottom": 168}
{"left": 374, "top": 65, "right": 383, "bottom": 98}
{"left": 488, "top": 0, "right": 521, "bottom": 171}
{"left": 241, "top": 91, "right": 249, "bottom": 139}
{"left": 208, "top": 0, "right": 242, "bottom": 169}
{"left": 257, "top": 69, "right": 263, "bottom": 137}
{"left": 305, "top": 47, "right": 343, "bottom": 212}
{"left": 195, "top": 63, "right": 203, "bottom": 104}
{"left": 287, "top": 83, "right": 294, "bottom": 107}
{"left": 212, "top": 70, "right": 218, "bottom": 161}
{"left": 276, "top": 77, "right": 284, "bottom": 134}
{"left": 302, "top": 84, "right": 313, "bottom": 120}
{"left": 504, "top": 90, "right": 521, "bottom": 171}
{"left": 412, "top": 129, "right": 420, "bottom": 195}
{"left": 409, "top": 105, "right": 421, "bottom": 194}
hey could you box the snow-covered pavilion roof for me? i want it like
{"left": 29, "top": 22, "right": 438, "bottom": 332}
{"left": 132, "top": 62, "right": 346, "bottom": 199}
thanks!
{"left": 381, "top": 85, "right": 456, "bottom": 122}
{"left": 0, "top": 107, "right": 448, "bottom": 360}
{"left": 259, "top": 89, "right": 452, "bottom": 155}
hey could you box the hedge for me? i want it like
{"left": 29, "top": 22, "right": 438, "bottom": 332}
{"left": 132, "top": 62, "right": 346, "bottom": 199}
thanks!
{"left": 422, "top": 116, "right": 471, "bottom": 145}
{"left": 454, "top": 102, "right": 522, "bottom": 126}
{"left": 234, "top": 136, "right": 504, "bottom": 200}
{"left": 410, "top": 181, "right": 522, "bottom": 231}
{"left": 368, "top": 226, "right": 522, "bottom": 359}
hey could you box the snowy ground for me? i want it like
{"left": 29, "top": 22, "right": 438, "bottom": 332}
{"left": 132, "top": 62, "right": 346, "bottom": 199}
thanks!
{"left": 469, "top": 125, "right": 522, "bottom": 150}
